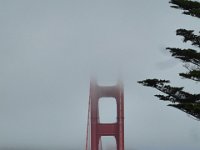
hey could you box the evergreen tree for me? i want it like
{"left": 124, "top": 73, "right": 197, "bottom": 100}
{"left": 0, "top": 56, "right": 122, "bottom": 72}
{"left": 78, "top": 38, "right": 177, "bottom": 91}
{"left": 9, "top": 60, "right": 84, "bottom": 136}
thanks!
{"left": 138, "top": 0, "right": 200, "bottom": 120}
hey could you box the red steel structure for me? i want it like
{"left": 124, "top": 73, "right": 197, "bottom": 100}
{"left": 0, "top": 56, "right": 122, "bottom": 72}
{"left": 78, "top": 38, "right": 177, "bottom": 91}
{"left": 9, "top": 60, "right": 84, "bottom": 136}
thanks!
{"left": 86, "top": 78, "right": 124, "bottom": 150}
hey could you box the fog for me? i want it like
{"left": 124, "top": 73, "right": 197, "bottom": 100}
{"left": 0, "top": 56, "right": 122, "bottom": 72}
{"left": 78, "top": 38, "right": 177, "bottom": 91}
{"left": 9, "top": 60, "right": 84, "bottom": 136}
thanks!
{"left": 0, "top": 0, "right": 200, "bottom": 149}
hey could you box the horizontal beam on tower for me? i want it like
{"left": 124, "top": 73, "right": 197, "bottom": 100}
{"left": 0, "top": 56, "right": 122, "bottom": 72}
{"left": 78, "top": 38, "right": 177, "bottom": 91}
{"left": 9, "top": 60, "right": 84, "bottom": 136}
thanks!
{"left": 97, "top": 123, "right": 118, "bottom": 136}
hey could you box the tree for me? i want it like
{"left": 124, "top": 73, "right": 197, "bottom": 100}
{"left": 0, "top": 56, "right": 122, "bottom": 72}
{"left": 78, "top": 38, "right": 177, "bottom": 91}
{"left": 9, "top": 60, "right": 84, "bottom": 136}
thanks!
{"left": 138, "top": 0, "right": 200, "bottom": 120}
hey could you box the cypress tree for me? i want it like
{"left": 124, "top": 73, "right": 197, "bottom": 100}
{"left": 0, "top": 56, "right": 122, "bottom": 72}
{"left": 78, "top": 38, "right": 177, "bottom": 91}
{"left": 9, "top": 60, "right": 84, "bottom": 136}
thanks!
{"left": 138, "top": 0, "right": 200, "bottom": 120}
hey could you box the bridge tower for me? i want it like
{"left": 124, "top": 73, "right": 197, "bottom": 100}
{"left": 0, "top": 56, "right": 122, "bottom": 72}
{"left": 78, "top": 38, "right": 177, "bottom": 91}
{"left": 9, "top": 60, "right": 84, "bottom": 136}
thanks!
{"left": 89, "top": 78, "right": 124, "bottom": 150}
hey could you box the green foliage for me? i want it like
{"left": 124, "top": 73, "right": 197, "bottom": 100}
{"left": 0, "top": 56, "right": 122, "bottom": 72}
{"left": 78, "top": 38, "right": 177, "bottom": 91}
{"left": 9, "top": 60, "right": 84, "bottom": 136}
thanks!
{"left": 138, "top": 79, "right": 169, "bottom": 87}
{"left": 176, "top": 29, "right": 200, "bottom": 47}
{"left": 169, "top": 103, "right": 200, "bottom": 119}
{"left": 138, "top": 0, "right": 200, "bottom": 120}
{"left": 179, "top": 70, "right": 200, "bottom": 81}
{"left": 138, "top": 79, "right": 199, "bottom": 103}
{"left": 170, "top": 0, "right": 200, "bottom": 18}
{"left": 166, "top": 48, "right": 200, "bottom": 64}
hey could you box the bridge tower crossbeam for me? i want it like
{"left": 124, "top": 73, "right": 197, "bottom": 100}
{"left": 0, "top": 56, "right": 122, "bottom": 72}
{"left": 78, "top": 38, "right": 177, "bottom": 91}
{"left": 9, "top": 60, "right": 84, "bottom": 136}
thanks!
{"left": 88, "top": 79, "right": 124, "bottom": 150}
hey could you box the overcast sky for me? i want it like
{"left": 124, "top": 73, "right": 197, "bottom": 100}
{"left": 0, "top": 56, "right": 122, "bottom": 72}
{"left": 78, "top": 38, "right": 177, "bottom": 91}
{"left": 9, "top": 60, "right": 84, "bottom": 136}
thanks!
{"left": 0, "top": 0, "right": 200, "bottom": 150}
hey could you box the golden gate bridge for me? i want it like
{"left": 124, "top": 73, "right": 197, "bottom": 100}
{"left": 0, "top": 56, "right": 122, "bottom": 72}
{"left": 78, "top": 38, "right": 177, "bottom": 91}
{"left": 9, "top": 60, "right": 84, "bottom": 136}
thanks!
{"left": 85, "top": 78, "right": 124, "bottom": 150}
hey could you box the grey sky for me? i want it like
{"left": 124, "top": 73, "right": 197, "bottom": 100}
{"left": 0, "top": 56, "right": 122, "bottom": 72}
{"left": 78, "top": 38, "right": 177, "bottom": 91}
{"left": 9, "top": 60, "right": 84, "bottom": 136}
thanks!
{"left": 0, "top": 0, "right": 200, "bottom": 149}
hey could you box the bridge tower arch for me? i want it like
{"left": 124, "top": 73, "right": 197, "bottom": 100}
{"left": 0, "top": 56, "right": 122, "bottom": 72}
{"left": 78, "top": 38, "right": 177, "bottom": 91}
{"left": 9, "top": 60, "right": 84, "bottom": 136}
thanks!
{"left": 89, "top": 78, "right": 124, "bottom": 150}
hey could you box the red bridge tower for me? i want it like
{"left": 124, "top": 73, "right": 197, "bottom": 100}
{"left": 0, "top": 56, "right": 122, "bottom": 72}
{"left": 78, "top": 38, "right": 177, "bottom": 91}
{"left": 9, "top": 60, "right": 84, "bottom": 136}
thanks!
{"left": 86, "top": 78, "right": 124, "bottom": 150}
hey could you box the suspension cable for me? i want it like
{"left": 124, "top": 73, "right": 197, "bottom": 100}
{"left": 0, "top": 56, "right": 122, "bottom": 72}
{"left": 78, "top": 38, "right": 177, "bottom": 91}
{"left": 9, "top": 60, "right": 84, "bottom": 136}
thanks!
{"left": 85, "top": 96, "right": 91, "bottom": 150}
